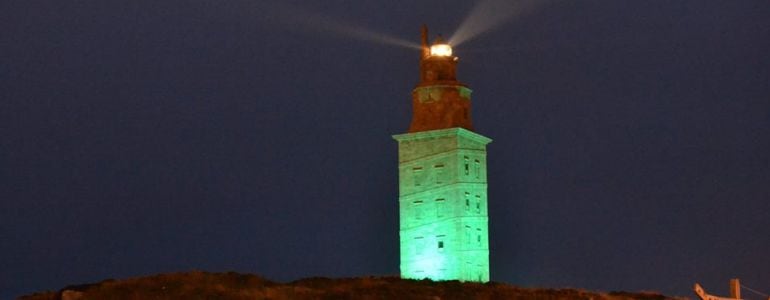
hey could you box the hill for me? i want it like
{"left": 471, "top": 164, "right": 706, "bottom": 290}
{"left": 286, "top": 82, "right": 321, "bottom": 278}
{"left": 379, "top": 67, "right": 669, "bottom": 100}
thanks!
{"left": 19, "top": 271, "right": 684, "bottom": 300}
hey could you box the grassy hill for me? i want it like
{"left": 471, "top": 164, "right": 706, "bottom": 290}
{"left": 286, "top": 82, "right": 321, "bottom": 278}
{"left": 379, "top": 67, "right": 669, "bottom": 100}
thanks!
{"left": 20, "top": 271, "right": 684, "bottom": 300}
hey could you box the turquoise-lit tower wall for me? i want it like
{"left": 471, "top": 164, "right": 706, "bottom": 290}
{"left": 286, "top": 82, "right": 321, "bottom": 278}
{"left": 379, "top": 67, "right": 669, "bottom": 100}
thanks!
{"left": 393, "top": 26, "right": 492, "bottom": 282}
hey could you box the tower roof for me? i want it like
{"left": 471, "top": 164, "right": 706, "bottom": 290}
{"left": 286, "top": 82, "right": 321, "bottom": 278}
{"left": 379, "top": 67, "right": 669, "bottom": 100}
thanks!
{"left": 409, "top": 26, "right": 473, "bottom": 133}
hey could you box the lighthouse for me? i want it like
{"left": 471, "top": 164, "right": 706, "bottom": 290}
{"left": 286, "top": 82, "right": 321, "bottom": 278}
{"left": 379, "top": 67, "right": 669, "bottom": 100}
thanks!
{"left": 393, "top": 26, "right": 492, "bottom": 282}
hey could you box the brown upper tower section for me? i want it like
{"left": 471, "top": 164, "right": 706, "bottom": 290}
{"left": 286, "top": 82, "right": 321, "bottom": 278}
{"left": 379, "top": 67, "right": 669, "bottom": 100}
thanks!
{"left": 409, "top": 25, "right": 474, "bottom": 133}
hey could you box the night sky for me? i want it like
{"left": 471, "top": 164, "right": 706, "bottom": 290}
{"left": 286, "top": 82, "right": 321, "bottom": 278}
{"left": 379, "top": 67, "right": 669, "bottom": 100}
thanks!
{"left": 2, "top": 0, "right": 769, "bottom": 298}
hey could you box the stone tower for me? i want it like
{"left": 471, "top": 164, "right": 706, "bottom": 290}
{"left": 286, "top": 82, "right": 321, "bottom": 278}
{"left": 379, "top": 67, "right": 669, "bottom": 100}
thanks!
{"left": 393, "top": 26, "right": 492, "bottom": 282}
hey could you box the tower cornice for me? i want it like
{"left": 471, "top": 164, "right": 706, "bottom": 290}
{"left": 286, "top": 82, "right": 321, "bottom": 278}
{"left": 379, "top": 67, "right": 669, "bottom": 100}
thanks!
{"left": 393, "top": 128, "right": 492, "bottom": 145}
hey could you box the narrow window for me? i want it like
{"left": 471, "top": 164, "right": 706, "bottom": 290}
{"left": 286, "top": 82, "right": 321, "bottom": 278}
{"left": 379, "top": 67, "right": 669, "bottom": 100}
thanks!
{"left": 465, "top": 226, "right": 471, "bottom": 245}
{"left": 474, "top": 159, "right": 481, "bottom": 179}
{"left": 412, "top": 167, "right": 423, "bottom": 187}
{"left": 476, "top": 228, "right": 482, "bottom": 246}
{"left": 436, "top": 198, "right": 445, "bottom": 218}
{"left": 434, "top": 163, "right": 444, "bottom": 184}
{"left": 413, "top": 200, "right": 424, "bottom": 220}
{"left": 464, "top": 156, "right": 470, "bottom": 176}
{"left": 464, "top": 192, "right": 470, "bottom": 211}
{"left": 437, "top": 234, "right": 445, "bottom": 252}
{"left": 415, "top": 236, "right": 425, "bottom": 254}
{"left": 475, "top": 195, "right": 481, "bottom": 214}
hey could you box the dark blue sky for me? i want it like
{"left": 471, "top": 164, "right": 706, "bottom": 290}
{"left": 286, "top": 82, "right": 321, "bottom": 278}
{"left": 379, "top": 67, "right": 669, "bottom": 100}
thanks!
{"left": 2, "top": 0, "right": 769, "bottom": 298}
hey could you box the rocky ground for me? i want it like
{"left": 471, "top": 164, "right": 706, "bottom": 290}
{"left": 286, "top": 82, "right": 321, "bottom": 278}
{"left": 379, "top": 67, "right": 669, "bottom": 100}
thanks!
{"left": 20, "top": 271, "right": 686, "bottom": 300}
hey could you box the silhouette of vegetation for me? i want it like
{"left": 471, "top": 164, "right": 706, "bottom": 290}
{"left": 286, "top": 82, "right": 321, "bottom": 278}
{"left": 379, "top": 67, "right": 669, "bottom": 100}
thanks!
{"left": 19, "top": 271, "right": 684, "bottom": 300}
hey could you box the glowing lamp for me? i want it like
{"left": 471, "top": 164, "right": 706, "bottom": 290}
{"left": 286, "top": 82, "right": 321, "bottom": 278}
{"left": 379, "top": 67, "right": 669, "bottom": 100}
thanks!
{"left": 430, "top": 44, "right": 453, "bottom": 57}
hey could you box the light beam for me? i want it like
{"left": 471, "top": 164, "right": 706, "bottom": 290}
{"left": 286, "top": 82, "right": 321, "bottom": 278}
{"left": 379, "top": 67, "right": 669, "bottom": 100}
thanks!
{"left": 449, "top": 0, "right": 549, "bottom": 47}
{"left": 253, "top": 2, "right": 420, "bottom": 50}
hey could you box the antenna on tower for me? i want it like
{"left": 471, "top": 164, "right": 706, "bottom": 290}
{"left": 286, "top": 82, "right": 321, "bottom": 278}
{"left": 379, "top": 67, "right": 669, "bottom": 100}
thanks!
{"left": 421, "top": 24, "right": 430, "bottom": 58}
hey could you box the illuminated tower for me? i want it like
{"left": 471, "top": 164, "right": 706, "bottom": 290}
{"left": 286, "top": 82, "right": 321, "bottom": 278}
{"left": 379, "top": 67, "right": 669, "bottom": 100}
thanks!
{"left": 393, "top": 26, "right": 491, "bottom": 282}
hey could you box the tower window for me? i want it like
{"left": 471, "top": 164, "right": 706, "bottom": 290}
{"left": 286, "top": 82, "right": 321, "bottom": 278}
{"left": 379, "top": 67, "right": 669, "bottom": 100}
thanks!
{"left": 415, "top": 236, "right": 425, "bottom": 254}
{"left": 464, "top": 192, "right": 470, "bottom": 211}
{"left": 464, "top": 156, "right": 470, "bottom": 176}
{"left": 474, "top": 159, "right": 480, "bottom": 179}
{"left": 413, "top": 200, "right": 424, "bottom": 220}
{"left": 426, "top": 70, "right": 436, "bottom": 81}
{"left": 413, "top": 167, "right": 423, "bottom": 187}
{"left": 475, "top": 195, "right": 481, "bottom": 214}
{"left": 437, "top": 234, "right": 445, "bottom": 251}
{"left": 438, "top": 241, "right": 444, "bottom": 250}
{"left": 434, "top": 164, "right": 444, "bottom": 184}
{"left": 436, "top": 198, "right": 445, "bottom": 218}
